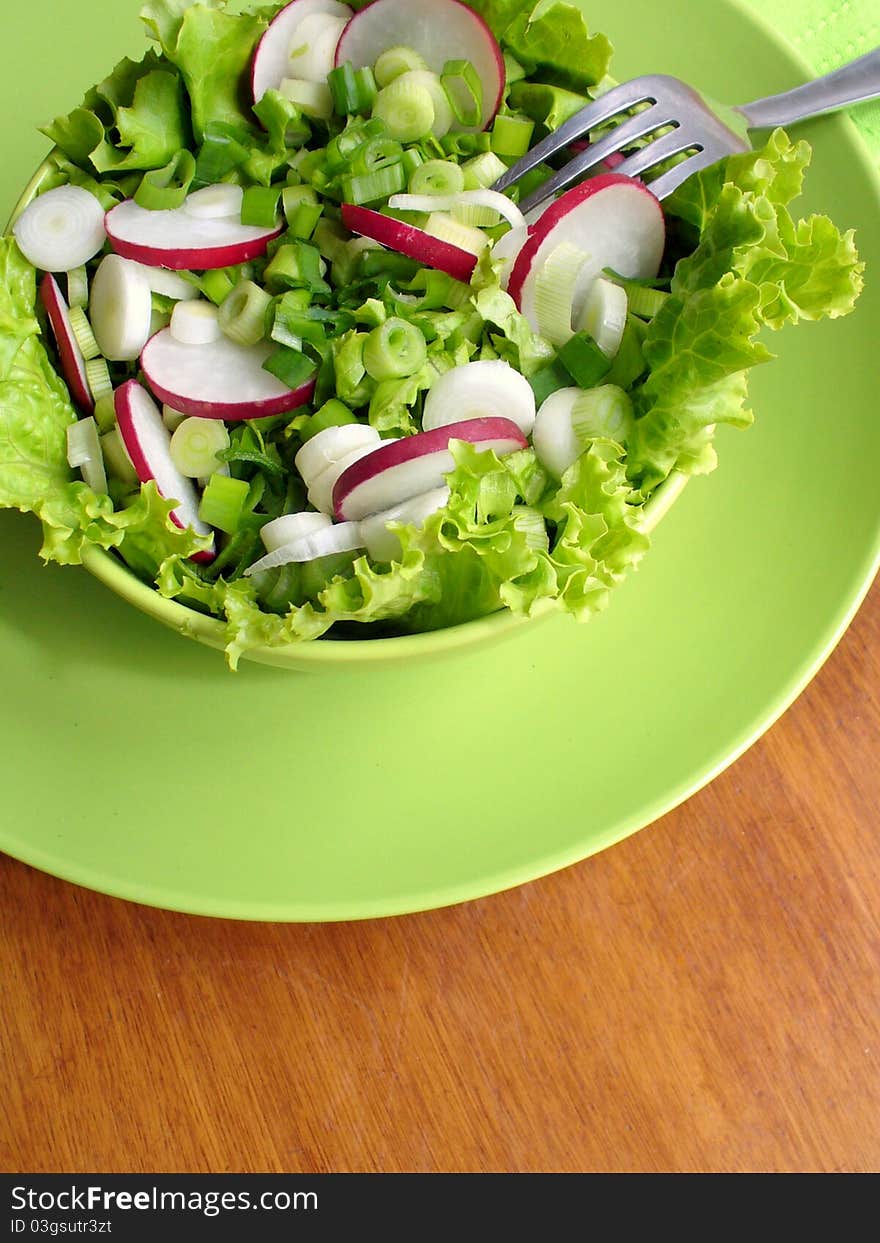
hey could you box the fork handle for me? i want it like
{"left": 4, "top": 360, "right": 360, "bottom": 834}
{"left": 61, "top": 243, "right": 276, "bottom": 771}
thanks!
{"left": 735, "top": 46, "right": 880, "bottom": 129}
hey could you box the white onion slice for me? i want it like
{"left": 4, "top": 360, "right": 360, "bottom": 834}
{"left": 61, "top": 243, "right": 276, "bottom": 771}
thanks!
{"left": 422, "top": 360, "right": 536, "bottom": 437}
{"left": 89, "top": 254, "right": 153, "bottom": 362}
{"left": 244, "top": 522, "right": 365, "bottom": 575}
{"left": 389, "top": 189, "right": 526, "bottom": 232}
{"left": 261, "top": 511, "right": 333, "bottom": 552}
{"left": 170, "top": 300, "right": 223, "bottom": 346}
{"left": 13, "top": 186, "right": 106, "bottom": 273}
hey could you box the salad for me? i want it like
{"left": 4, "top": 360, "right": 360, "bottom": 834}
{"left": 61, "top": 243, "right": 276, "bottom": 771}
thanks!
{"left": 0, "top": 0, "right": 865, "bottom": 667}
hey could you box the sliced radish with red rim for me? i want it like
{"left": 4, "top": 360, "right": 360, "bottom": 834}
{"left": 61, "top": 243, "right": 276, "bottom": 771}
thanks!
{"left": 333, "top": 417, "right": 527, "bottom": 521}
{"left": 341, "top": 204, "right": 477, "bottom": 283}
{"left": 105, "top": 199, "right": 283, "bottom": 271}
{"left": 141, "top": 329, "right": 316, "bottom": 421}
{"left": 508, "top": 174, "right": 665, "bottom": 334}
{"left": 114, "top": 380, "right": 215, "bottom": 560}
{"left": 39, "top": 274, "right": 94, "bottom": 413}
{"left": 252, "top": 0, "right": 353, "bottom": 106}
{"left": 335, "top": 0, "right": 504, "bottom": 132}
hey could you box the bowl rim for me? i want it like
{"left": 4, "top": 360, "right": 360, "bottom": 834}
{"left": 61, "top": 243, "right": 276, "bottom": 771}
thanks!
{"left": 9, "top": 156, "right": 688, "bottom": 669}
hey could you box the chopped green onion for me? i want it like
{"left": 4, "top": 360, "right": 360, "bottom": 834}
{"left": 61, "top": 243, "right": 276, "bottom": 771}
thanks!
{"left": 408, "top": 159, "right": 465, "bottom": 196}
{"left": 296, "top": 146, "right": 329, "bottom": 183}
{"left": 399, "top": 268, "right": 471, "bottom": 310}
{"left": 440, "top": 132, "right": 491, "bottom": 158}
{"left": 313, "top": 218, "right": 350, "bottom": 264}
{"left": 533, "top": 242, "right": 589, "bottom": 347}
{"left": 374, "top": 46, "right": 428, "bottom": 88}
{"left": 503, "top": 53, "right": 527, "bottom": 86}
{"left": 528, "top": 358, "right": 575, "bottom": 406}
{"left": 401, "top": 148, "right": 424, "bottom": 178}
{"left": 170, "top": 417, "right": 231, "bottom": 479}
{"left": 287, "top": 201, "right": 324, "bottom": 240}
{"left": 282, "top": 183, "right": 319, "bottom": 218}
{"left": 240, "top": 185, "right": 281, "bottom": 229}
{"left": 262, "top": 346, "right": 317, "bottom": 390}
{"left": 162, "top": 404, "right": 188, "bottom": 433}
{"left": 557, "top": 332, "right": 613, "bottom": 389}
{"left": 332, "top": 236, "right": 384, "bottom": 286}
{"left": 423, "top": 212, "right": 489, "bottom": 257}
{"left": 325, "top": 119, "right": 386, "bottom": 174}
{"left": 253, "top": 89, "right": 312, "bottom": 152}
{"left": 194, "top": 122, "right": 251, "bottom": 185}
{"left": 92, "top": 391, "right": 117, "bottom": 434}
{"left": 334, "top": 332, "right": 371, "bottom": 404}
{"left": 198, "top": 473, "right": 250, "bottom": 534}
{"left": 462, "top": 151, "right": 508, "bottom": 189}
{"left": 622, "top": 283, "right": 670, "bottom": 319}
{"left": 571, "top": 385, "right": 635, "bottom": 448}
{"left": 452, "top": 201, "right": 500, "bottom": 227}
{"left": 66, "top": 266, "right": 88, "bottom": 309}
{"left": 606, "top": 315, "right": 648, "bottom": 389}
{"left": 279, "top": 78, "right": 334, "bottom": 121}
{"left": 301, "top": 399, "right": 358, "bottom": 441}
{"left": 134, "top": 150, "right": 196, "bottom": 211}
{"left": 491, "top": 114, "right": 535, "bottom": 158}
{"left": 271, "top": 294, "right": 326, "bottom": 350}
{"left": 360, "top": 249, "right": 420, "bottom": 283}
{"left": 373, "top": 79, "right": 435, "bottom": 143}
{"left": 328, "top": 62, "right": 378, "bottom": 115}
{"left": 66, "top": 307, "right": 101, "bottom": 360}
{"left": 341, "top": 162, "right": 407, "bottom": 206}
{"left": 362, "top": 318, "right": 427, "bottom": 381}
{"left": 84, "top": 357, "right": 112, "bottom": 402}
{"left": 67, "top": 416, "right": 107, "bottom": 494}
{"left": 263, "top": 242, "right": 330, "bottom": 295}
{"left": 200, "top": 267, "right": 237, "bottom": 306}
{"left": 100, "top": 427, "right": 138, "bottom": 485}
{"left": 441, "top": 59, "right": 482, "bottom": 129}
{"left": 351, "top": 137, "right": 404, "bottom": 177}
{"left": 218, "top": 280, "right": 272, "bottom": 346}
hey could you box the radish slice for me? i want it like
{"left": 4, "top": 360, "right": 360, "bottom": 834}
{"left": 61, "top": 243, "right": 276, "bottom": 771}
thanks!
{"left": 333, "top": 417, "right": 527, "bottom": 521}
{"left": 170, "top": 300, "right": 223, "bottom": 346}
{"left": 308, "top": 440, "right": 388, "bottom": 515}
{"left": 67, "top": 417, "right": 107, "bottom": 494}
{"left": 105, "top": 199, "right": 283, "bottom": 271}
{"left": 335, "top": 0, "right": 504, "bottom": 132}
{"left": 509, "top": 175, "right": 665, "bottom": 334}
{"left": 114, "top": 380, "right": 215, "bottom": 557}
{"left": 294, "top": 422, "right": 381, "bottom": 488}
{"left": 251, "top": 0, "right": 352, "bottom": 106}
{"left": 184, "top": 184, "right": 244, "bottom": 221}
{"left": 422, "top": 360, "right": 536, "bottom": 437}
{"left": 89, "top": 254, "right": 153, "bottom": 362}
{"left": 39, "top": 274, "right": 93, "bottom": 412}
{"left": 141, "top": 329, "right": 316, "bottom": 420}
{"left": 14, "top": 186, "right": 106, "bottom": 273}
{"left": 261, "top": 511, "right": 333, "bottom": 552}
{"left": 341, "top": 204, "right": 477, "bottom": 284}
{"left": 361, "top": 485, "right": 450, "bottom": 561}
{"left": 245, "top": 522, "right": 365, "bottom": 575}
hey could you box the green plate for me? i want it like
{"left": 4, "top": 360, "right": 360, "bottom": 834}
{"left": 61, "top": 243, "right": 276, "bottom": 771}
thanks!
{"left": 1, "top": 0, "right": 878, "bottom": 920}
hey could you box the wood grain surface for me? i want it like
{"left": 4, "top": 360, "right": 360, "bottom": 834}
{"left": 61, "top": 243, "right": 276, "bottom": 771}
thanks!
{"left": 2, "top": 582, "right": 878, "bottom": 1175}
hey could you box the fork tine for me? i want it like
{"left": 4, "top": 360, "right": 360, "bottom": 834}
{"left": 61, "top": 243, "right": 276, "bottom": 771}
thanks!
{"left": 612, "top": 128, "right": 699, "bottom": 180}
{"left": 642, "top": 146, "right": 728, "bottom": 200}
{"left": 491, "top": 77, "right": 663, "bottom": 194}
{"left": 516, "top": 105, "right": 674, "bottom": 216}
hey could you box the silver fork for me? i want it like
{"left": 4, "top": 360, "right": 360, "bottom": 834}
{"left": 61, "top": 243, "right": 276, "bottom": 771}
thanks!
{"left": 493, "top": 47, "right": 880, "bottom": 214}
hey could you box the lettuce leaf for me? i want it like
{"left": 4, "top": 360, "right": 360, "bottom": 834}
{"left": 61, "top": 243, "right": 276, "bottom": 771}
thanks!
{"left": 626, "top": 130, "right": 864, "bottom": 494}
{"left": 501, "top": 2, "right": 613, "bottom": 94}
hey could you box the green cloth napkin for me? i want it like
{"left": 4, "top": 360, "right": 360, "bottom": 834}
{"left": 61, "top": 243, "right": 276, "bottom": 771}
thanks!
{"left": 748, "top": 0, "right": 880, "bottom": 158}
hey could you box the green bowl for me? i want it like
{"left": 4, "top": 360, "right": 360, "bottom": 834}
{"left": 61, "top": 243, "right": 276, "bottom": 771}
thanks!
{"left": 10, "top": 160, "right": 688, "bottom": 672}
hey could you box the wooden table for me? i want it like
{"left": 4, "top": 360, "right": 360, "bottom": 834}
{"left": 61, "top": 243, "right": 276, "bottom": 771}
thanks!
{"left": 2, "top": 581, "right": 878, "bottom": 1175}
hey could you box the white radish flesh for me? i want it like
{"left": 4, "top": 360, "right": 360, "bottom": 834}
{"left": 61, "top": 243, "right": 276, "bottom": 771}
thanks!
{"left": 140, "top": 329, "right": 316, "bottom": 420}
{"left": 67, "top": 417, "right": 107, "bottom": 494}
{"left": 422, "top": 360, "right": 536, "bottom": 437}
{"left": 170, "top": 300, "right": 223, "bottom": 346}
{"left": 183, "top": 184, "right": 244, "bottom": 221}
{"left": 577, "top": 277, "right": 628, "bottom": 357}
{"left": 245, "top": 522, "right": 364, "bottom": 575}
{"left": 509, "top": 175, "right": 665, "bottom": 334}
{"left": 334, "top": 0, "right": 505, "bottom": 131}
{"left": 105, "top": 199, "right": 282, "bottom": 271}
{"left": 287, "top": 12, "right": 349, "bottom": 82}
{"left": 114, "top": 381, "right": 214, "bottom": 552}
{"left": 294, "top": 423, "right": 380, "bottom": 487}
{"left": 89, "top": 254, "right": 153, "bottom": 362}
{"left": 251, "top": 0, "right": 352, "bottom": 105}
{"left": 333, "top": 417, "right": 527, "bottom": 521}
{"left": 261, "top": 511, "right": 333, "bottom": 552}
{"left": 14, "top": 186, "right": 106, "bottom": 273}
{"left": 531, "top": 388, "right": 583, "bottom": 479}
{"left": 361, "top": 486, "right": 450, "bottom": 561}
{"left": 39, "top": 274, "right": 93, "bottom": 412}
